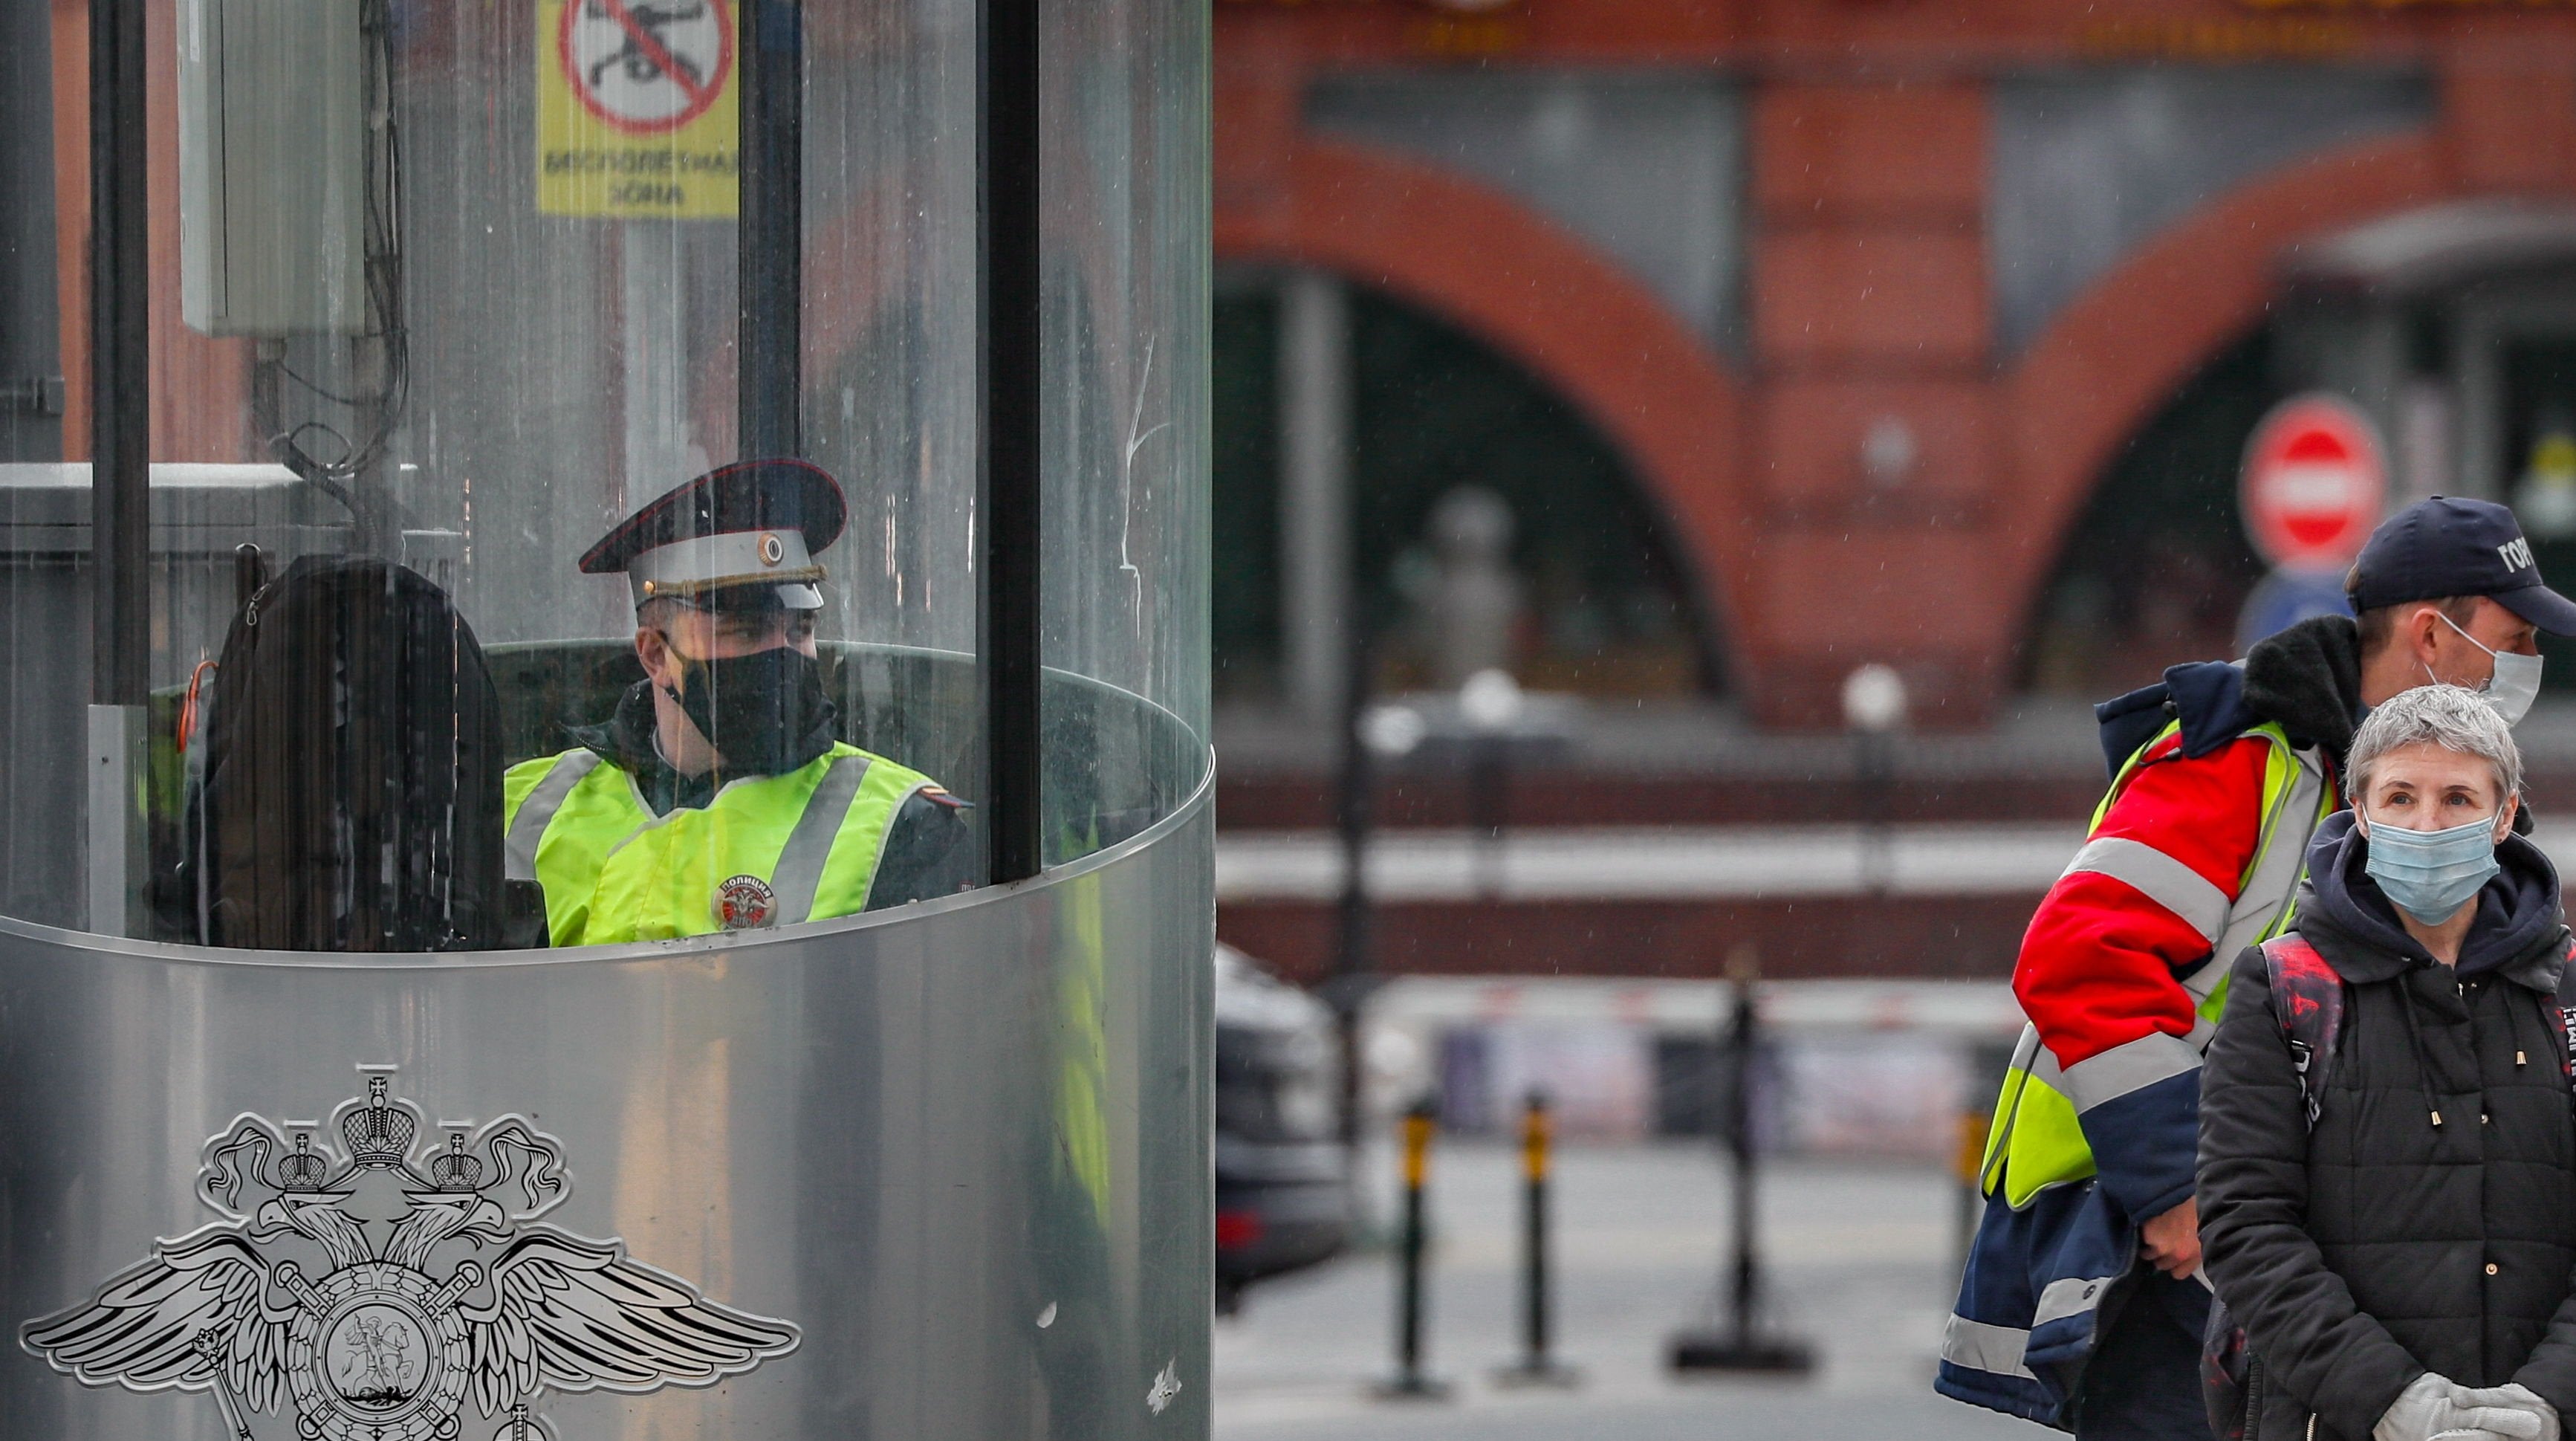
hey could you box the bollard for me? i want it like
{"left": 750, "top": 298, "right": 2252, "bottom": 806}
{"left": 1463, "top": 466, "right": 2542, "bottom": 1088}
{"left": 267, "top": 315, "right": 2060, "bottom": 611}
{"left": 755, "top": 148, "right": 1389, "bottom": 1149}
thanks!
{"left": 1377, "top": 1098, "right": 1450, "bottom": 1399}
{"left": 1494, "top": 1090, "right": 1581, "bottom": 1387}
{"left": 1954, "top": 1034, "right": 2017, "bottom": 1292}
{"left": 1669, "top": 948, "right": 1816, "bottom": 1374}
{"left": 1954, "top": 1107, "right": 1991, "bottom": 1281}
{"left": 1518, "top": 1092, "right": 1550, "bottom": 1367}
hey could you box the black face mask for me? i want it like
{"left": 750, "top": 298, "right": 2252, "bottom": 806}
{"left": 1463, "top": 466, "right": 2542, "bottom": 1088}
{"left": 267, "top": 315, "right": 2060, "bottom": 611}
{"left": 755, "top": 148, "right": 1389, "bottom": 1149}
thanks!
{"left": 659, "top": 639, "right": 836, "bottom": 776}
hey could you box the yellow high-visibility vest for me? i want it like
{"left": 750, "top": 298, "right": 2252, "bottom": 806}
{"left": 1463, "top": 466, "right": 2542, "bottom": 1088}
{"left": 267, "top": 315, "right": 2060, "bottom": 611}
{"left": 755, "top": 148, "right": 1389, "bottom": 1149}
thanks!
{"left": 502, "top": 742, "right": 935, "bottom": 947}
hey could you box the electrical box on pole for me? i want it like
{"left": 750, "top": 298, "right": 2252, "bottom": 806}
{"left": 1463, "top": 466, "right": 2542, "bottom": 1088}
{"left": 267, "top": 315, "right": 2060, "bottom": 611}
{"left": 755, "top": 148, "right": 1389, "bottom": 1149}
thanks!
{"left": 177, "top": 0, "right": 368, "bottom": 336}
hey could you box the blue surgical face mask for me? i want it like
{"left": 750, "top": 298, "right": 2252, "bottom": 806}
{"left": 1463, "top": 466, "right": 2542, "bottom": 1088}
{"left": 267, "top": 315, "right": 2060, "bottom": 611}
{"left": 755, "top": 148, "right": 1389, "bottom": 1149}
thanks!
{"left": 2361, "top": 809, "right": 2505, "bottom": 924}
{"left": 2432, "top": 612, "right": 2543, "bottom": 726}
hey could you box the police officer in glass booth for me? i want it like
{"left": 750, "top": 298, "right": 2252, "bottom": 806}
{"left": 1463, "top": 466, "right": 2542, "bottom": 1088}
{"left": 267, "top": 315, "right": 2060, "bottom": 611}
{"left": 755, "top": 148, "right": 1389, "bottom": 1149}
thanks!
{"left": 502, "top": 459, "right": 976, "bottom": 947}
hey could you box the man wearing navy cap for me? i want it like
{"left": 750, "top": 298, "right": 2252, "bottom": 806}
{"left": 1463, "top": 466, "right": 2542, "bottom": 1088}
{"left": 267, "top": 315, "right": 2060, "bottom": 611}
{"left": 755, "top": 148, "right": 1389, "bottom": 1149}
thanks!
{"left": 1942, "top": 495, "right": 2576, "bottom": 1438}
{"left": 2346, "top": 495, "right": 2576, "bottom": 725}
{"left": 500, "top": 459, "right": 974, "bottom": 947}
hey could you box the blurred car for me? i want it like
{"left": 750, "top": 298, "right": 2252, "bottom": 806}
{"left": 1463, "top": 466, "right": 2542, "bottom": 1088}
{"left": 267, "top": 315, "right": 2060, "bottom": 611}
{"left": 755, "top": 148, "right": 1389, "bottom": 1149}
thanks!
{"left": 1214, "top": 943, "right": 1350, "bottom": 1312}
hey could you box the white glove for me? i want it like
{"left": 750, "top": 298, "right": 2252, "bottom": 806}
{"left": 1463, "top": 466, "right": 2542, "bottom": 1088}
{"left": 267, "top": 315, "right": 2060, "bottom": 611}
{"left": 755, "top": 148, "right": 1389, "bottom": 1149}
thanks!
{"left": 2453, "top": 1384, "right": 2563, "bottom": 1441}
{"left": 2377, "top": 1373, "right": 2548, "bottom": 1441}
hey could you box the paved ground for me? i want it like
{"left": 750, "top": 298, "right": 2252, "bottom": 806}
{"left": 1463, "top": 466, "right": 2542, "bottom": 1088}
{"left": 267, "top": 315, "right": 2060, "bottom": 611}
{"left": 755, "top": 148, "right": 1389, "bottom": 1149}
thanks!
{"left": 1214, "top": 1142, "right": 2060, "bottom": 1440}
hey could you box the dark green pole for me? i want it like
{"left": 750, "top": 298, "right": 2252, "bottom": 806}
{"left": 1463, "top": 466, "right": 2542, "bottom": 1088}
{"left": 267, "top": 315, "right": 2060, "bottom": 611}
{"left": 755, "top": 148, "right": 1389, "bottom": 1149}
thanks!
{"left": 736, "top": 0, "right": 802, "bottom": 463}
{"left": 977, "top": 0, "right": 1042, "bottom": 883}
{"left": 90, "top": 0, "right": 149, "bottom": 707}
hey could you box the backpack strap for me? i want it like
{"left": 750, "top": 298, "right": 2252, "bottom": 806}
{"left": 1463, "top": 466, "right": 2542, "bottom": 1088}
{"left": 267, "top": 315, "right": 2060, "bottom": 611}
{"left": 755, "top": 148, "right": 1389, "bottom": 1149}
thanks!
{"left": 2546, "top": 934, "right": 2576, "bottom": 1099}
{"left": 2261, "top": 933, "right": 2347, "bottom": 1132}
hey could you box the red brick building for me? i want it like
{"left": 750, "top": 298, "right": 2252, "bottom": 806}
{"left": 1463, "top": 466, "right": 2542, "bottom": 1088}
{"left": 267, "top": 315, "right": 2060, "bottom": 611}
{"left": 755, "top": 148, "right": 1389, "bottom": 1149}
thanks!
{"left": 1208, "top": 0, "right": 2576, "bottom": 982}
{"left": 1213, "top": 0, "right": 2576, "bottom": 728}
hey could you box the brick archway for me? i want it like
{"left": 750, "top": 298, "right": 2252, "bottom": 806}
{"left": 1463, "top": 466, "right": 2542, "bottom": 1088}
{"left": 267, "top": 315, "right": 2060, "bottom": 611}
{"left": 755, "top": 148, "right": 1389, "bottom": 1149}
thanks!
{"left": 1997, "top": 133, "right": 2454, "bottom": 637}
{"left": 1215, "top": 139, "right": 1756, "bottom": 687}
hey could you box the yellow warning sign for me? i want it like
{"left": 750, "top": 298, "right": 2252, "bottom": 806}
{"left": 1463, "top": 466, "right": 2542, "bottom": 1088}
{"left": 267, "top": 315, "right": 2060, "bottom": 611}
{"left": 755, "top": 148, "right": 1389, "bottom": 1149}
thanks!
{"left": 536, "top": 0, "right": 739, "bottom": 219}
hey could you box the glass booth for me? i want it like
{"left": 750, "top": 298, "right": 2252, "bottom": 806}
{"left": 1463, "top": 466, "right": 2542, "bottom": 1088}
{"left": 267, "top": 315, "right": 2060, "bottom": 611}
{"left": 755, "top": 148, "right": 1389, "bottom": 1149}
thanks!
{"left": 0, "top": 0, "right": 1209, "bottom": 1435}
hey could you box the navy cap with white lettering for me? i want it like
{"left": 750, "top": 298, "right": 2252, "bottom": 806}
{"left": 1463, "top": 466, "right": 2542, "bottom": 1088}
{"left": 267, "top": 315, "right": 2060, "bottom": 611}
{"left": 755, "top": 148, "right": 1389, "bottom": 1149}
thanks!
{"left": 2349, "top": 496, "right": 2576, "bottom": 635}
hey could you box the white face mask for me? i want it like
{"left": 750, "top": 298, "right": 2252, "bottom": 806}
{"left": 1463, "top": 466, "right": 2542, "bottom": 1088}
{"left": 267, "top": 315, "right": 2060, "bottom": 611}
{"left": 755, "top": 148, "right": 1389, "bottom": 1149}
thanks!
{"left": 2430, "top": 611, "right": 2543, "bottom": 726}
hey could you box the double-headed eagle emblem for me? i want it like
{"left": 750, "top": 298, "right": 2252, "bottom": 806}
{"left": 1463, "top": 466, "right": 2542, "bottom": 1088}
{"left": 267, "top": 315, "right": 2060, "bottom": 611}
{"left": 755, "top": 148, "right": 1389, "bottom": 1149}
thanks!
{"left": 22, "top": 1067, "right": 797, "bottom": 1440}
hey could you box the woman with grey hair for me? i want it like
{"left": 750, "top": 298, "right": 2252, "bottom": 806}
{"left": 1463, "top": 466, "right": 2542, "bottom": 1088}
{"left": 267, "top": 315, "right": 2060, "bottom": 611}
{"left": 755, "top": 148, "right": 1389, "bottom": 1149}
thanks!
{"left": 2199, "top": 684, "right": 2576, "bottom": 1441}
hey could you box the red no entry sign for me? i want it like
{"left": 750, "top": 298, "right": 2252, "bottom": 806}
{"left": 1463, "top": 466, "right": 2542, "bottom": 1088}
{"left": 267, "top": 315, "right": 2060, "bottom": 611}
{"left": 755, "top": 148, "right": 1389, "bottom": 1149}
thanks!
{"left": 2240, "top": 394, "right": 2387, "bottom": 570}
{"left": 558, "top": 0, "right": 733, "bottom": 135}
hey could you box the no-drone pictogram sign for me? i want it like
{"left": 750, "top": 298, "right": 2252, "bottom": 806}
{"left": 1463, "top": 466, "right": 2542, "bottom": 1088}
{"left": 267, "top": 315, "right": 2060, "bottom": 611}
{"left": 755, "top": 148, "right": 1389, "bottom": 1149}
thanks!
{"left": 536, "top": 0, "right": 739, "bottom": 218}
{"left": 559, "top": 0, "right": 732, "bottom": 135}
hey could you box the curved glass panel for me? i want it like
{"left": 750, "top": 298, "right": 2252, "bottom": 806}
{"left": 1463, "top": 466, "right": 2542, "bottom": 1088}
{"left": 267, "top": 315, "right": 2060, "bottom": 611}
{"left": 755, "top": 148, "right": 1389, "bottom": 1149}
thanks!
{"left": 1042, "top": 0, "right": 1211, "bottom": 864}
{"left": 0, "top": 0, "right": 1209, "bottom": 944}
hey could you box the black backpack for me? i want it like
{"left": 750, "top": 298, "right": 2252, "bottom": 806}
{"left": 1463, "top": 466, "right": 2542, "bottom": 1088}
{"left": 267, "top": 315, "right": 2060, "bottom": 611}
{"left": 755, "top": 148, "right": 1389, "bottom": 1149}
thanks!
{"left": 191, "top": 554, "right": 504, "bottom": 951}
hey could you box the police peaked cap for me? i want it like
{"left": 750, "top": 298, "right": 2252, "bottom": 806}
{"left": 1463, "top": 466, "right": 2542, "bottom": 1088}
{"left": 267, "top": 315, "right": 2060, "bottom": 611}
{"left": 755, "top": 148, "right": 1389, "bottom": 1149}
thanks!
{"left": 581, "top": 458, "right": 847, "bottom": 610}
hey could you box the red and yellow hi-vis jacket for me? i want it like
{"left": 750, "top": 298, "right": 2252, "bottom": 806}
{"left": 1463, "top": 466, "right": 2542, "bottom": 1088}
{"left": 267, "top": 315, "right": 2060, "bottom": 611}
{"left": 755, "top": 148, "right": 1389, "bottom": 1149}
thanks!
{"left": 2014, "top": 727, "right": 2281, "bottom": 1223}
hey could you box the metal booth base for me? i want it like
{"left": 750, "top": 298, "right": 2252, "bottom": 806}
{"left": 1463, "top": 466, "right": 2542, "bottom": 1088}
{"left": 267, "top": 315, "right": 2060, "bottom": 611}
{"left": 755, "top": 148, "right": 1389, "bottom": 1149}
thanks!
{"left": 0, "top": 687, "right": 1213, "bottom": 1440}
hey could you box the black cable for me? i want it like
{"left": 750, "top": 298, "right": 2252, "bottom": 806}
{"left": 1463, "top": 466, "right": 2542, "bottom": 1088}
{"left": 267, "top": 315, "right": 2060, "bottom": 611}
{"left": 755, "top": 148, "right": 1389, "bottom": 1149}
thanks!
{"left": 260, "top": 0, "right": 407, "bottom": 541}
{"left": 281, "top": 421, "right": 356, "bottom": 468}
{"left": 276, "top": 360, "right": 369, "bottom": 409}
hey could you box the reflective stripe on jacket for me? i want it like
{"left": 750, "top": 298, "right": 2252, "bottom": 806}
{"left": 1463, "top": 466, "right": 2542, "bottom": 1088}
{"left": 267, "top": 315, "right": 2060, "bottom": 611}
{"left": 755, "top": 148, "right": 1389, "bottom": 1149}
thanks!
{"left": 502, "top": 742, "right": 934, "bottom": 947}
{"left": 1982, "top": 719, "right": 2333, "bottom": 1211}
{"left": 1936, "top": 718, "right": 2334, "bottom": 1425}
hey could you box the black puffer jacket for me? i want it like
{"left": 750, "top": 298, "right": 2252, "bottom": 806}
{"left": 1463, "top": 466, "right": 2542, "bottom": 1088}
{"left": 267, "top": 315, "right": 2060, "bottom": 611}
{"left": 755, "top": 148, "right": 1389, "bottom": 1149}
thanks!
{"left": 2199, "top": 810, "right": 2576, "bottom": 1441}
